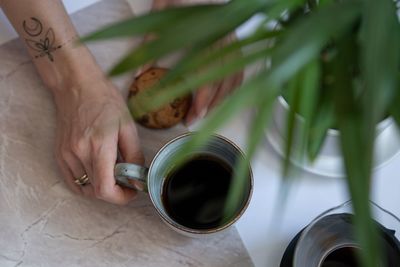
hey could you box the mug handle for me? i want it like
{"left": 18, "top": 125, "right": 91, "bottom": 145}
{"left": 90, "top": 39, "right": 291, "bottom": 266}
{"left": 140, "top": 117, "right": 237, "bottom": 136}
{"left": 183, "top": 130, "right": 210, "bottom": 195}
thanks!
{"left": 114, "top": 163, "right": 148, "bottom": 192}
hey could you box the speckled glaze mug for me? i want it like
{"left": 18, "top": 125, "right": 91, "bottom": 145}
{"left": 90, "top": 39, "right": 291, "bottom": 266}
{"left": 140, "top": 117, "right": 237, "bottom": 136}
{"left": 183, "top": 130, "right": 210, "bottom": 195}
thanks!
{"left": 114, "top": 133, "right": 253, "bottom": 237}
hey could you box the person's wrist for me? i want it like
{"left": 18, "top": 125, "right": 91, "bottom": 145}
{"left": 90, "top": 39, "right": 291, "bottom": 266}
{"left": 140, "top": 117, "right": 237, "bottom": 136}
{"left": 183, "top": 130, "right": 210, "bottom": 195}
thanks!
{"left": 38, "top": 44, "right": 103, "bottom": 95}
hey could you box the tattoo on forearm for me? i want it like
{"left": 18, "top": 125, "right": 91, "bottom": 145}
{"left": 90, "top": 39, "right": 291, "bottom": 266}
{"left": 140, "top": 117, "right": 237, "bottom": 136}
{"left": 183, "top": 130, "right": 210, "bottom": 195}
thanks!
{"left": 23, "top": 17, "right": 43, "bottom": 37}
{"left": 22, "top": 17, "right": 74, "bottom": 62}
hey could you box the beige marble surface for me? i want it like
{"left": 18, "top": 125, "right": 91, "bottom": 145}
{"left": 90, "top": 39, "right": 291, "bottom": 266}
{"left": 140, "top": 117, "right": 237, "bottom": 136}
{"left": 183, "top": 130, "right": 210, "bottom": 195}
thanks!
{"left": 0, "top": 1, "right": 253, "bottom": 266}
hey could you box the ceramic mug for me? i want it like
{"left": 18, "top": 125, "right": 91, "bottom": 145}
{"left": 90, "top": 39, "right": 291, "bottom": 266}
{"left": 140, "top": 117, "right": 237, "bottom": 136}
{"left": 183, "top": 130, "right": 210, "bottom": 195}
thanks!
{"left": 114, "top": 132, "right": 253, "bottom": 237}
{"left": 291, "top": 201, "right": 400, "bottom": 267}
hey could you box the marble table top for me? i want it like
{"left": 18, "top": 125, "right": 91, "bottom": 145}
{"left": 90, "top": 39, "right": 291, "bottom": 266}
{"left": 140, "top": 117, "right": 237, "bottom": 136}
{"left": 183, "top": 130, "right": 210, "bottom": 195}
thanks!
{"left": 0, "top": 1, "right": 253, "bottom": 266}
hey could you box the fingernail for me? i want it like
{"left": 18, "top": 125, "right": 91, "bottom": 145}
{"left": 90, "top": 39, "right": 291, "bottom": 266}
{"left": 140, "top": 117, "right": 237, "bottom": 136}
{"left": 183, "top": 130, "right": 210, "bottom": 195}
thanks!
{"left": 185, "top": 108, "right": 207, "bottom": 126}
{"left": 198, "top": 108, "right": 208, "bottom": 119}
{"left": 184, "top": 118, "right": 193, "bottom": 127}
{"left": 185, "top": 115, "right": 197, "bottom": 127}
{"left": 184, "top": 109, "right": 196, "bottom": 126}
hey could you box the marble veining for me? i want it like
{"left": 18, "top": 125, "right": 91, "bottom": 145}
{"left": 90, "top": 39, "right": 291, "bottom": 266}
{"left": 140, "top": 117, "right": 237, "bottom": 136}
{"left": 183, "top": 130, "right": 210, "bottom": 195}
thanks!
{"left": 0, "top": 1, "right": 253, "bottom": 266}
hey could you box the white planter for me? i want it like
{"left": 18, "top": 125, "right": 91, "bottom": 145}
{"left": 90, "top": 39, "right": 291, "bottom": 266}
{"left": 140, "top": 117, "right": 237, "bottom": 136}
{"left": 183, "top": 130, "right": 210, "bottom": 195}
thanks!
{"left": 265, "top": 96, "right": 400, "bottom": 177}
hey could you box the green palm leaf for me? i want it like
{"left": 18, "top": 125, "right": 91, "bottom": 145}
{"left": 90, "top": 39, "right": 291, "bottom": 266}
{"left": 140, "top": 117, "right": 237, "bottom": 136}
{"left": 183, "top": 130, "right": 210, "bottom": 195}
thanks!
{"left": 80, "top": 5, "right": 219, "bottom": 41}
{"left": 224, "top": 94, "right": 276, "bottom": 220}
{"left": 330, "top": 31, "right": 377, "bottom": 267}
{"left": 109, "top": 1, "right": 268, "bottom": 75}
{"left": 81, "top": 0, "right": 400, "bottom": 266}
{"left": 129, "top": 43, "right": 273, "bottom": 117}
{"left": 345, "top": 0, "right": 400, "bottom": 266}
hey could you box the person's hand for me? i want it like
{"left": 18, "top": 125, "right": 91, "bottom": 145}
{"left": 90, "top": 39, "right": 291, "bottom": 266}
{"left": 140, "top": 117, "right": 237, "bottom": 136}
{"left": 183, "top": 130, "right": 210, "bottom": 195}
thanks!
{"left": 185, "top": 68, "right": 243, "bottom": 126}
{"left": 184, "top": 32, "right": 244, "bottom": 125}
{"left": 1, "top": 0, "right": 144, "bottom": 204}
{"left": 148, "top": 0, "right": 244, "bottom": 125}
{"left": 53, "top": 74, "right": 144, "bottom": 205}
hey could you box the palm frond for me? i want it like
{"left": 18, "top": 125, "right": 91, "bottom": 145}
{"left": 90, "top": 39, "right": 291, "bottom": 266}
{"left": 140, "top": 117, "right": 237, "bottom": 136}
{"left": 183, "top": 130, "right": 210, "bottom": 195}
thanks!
{"left": 81, "top": 0, "right": 400, "bottom": 266}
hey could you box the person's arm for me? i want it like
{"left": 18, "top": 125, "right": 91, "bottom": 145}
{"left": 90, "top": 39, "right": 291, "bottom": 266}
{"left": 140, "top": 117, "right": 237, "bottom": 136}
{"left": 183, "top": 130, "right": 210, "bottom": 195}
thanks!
{"left": 0, "top": 0, "right": 144, "bottom": 204}
{"left": 0, "top": 0, "right": 99, "bottom": 92}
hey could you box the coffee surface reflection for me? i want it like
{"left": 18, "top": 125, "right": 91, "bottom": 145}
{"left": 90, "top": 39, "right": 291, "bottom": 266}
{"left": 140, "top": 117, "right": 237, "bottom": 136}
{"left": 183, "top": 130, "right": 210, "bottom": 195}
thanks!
{"left": 162, "top": 155, "right": 233, "bottom": 230}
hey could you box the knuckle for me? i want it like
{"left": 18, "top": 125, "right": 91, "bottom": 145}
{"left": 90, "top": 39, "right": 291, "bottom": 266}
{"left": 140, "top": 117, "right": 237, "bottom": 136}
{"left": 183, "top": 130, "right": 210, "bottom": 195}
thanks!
{"left": 60, "top": 148, "right": 72, "bottom": 160}
{"left": 71, "top": 139, "right": 86, "bottom": 156}
{"left": 89, "top": 136, "right": 103, "bottom": 153}
{"left": 94, "top": 183, "right": 111, "bottom": 200}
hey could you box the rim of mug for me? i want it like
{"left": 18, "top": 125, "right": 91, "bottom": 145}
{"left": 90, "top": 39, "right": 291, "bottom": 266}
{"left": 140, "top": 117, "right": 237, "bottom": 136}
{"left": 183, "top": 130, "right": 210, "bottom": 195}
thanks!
{"left": 318, "top": 244, "right": 361, "bottom": 267}
{"left": 293, "top": 200, "right": 353, "bottom": 267}
{"left": 147, "top": 132, "right": 254, "bottom": 235}
{"left": 277, "top": 96, "right": 393, "bottom": 136}
{"left": 293, "top": 200, "right": 400, "bottom": 266}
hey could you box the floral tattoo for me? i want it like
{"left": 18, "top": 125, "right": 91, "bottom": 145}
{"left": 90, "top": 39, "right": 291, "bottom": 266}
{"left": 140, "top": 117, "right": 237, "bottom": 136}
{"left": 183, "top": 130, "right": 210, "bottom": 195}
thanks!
{"left": 22, "top": 17, "right": 62, "bottom": 62}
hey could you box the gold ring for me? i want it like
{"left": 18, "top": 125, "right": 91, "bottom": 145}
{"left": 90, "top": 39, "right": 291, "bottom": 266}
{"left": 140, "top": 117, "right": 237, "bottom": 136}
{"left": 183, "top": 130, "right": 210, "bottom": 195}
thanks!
{"left": 74, "top": 173, "right": 90, "bottom": 186}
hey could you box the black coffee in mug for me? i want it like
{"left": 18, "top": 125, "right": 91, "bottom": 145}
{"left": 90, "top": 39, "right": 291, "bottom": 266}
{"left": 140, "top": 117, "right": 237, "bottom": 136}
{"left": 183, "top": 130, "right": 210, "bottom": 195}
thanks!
{"left": 162, "top": 154, "right": 233, "bottom": 230}
{"left": 321, "top": 247, "right": 360, "bottom": 267}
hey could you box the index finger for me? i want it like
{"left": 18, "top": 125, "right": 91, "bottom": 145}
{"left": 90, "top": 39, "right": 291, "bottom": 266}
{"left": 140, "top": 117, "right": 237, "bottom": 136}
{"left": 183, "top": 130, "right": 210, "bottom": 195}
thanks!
{"left": 92, "top": 139, "right": 137, "bottom": 205}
